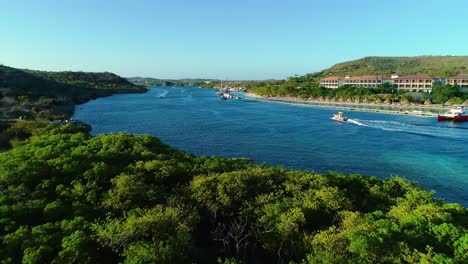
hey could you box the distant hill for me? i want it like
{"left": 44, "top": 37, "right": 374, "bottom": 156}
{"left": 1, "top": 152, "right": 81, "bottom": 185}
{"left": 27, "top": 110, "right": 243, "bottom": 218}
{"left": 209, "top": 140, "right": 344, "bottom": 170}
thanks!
{"left": 127, "top": 77, "right": 218, "bottom": 87}
{"left": 315, "top": 56, "right": 468, "bottom": 78}
{"left": 0, "top": 65, "right": 146, "bottom": 120}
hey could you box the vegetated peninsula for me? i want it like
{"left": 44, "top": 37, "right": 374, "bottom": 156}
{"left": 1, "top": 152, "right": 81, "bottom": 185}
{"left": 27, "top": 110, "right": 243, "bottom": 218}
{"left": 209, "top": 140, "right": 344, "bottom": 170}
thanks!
{"left": 0, "top": 65, "right": 146, "bottom": 149}
{"left": 0, "top": 65, "right": 146, "bottom": 120}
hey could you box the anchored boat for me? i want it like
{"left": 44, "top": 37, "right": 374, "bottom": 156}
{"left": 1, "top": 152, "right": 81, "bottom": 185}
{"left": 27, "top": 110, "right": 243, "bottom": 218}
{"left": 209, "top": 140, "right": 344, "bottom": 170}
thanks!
{"left": 437, "top": 105, "right": 468, "bottom": 122}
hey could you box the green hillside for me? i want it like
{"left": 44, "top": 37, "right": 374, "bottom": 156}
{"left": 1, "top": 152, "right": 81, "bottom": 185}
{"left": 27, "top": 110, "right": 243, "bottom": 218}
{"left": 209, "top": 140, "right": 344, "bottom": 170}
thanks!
{"left": 317, "top": 56, "right": 468, "bottom": 78}
{"left": 0, "top": 65, "right": 146, "bottom": 120}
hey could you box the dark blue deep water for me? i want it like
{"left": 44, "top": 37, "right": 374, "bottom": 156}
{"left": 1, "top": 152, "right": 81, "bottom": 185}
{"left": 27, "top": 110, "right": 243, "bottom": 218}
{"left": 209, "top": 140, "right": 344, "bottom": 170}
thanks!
{"left": 73, "top": 87, "right": 468, "bottom": 206}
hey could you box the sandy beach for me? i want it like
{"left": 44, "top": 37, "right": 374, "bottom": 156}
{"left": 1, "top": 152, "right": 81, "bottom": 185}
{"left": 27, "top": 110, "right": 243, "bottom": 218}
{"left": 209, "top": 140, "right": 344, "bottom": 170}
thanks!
{"left": 244, "top": 93, "right": 449, "bottom": 117}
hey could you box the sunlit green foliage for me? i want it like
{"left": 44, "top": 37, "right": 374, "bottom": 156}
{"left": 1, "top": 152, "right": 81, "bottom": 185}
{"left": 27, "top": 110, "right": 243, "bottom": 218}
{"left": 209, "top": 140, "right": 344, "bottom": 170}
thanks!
{"left": 0, "top": 125, "right": 466, "bottom": 263}
{"left": 431, "top": 83, "right": 465, "bottom": 104}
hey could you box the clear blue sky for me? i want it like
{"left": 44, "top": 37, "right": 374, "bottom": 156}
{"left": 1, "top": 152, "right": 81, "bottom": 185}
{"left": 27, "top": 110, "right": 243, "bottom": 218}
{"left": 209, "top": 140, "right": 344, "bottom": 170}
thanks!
{"left": 1, "top": 0, "right": 467, "bottom": 80}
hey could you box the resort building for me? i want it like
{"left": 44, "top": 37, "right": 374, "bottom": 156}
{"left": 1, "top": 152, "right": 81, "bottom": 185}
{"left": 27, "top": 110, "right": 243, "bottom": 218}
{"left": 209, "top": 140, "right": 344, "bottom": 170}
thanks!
{"left": 446, "top": 74, "right": 468, "bottom": 88}
{"left": 320, "top": 73, "right": 442, "bottom": 92}
{"left": 319, "top": 76, "right": 343, "bottom": 89}
{"left": 391, "top": 74, "right": 434, "bottom": 92}
{"left": 319, "top": 75, "right": 389, "bottom": 89}
{"left": 342, "top": 75, "right": 388, "bottom": 88}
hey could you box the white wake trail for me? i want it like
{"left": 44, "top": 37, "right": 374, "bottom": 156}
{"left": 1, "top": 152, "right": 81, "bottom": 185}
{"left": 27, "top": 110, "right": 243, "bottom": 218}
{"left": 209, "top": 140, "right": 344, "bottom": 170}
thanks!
{"left": 156, "top": 90, "right": 169, "bottom": 98}
{"left": 346, "top": 119, "right": 367, "bottom": 127}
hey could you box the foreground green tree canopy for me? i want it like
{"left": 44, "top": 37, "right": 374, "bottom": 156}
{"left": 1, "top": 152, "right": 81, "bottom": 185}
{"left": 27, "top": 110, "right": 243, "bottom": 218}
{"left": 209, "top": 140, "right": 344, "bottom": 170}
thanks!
{"left": 0, "top": 124, "right": 467, "bottom": 263}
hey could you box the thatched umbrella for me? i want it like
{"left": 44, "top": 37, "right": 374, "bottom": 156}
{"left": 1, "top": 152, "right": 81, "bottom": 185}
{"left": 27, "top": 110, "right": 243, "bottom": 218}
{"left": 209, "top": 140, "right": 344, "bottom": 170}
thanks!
{"left": 463, "top": 99, "right": 468, "bottom": 106}
{"left": 362, "top": 98, "right": 369, "bottom": 104}
{"left": 401, "top": 99, "right": 409, "bottom": 105}
{"left": 375, "top": 98, "right": 383, "bottom": 104}
{"left": 384, "top": 98, "right": 392, "bottom": 104}
{"left": 355, "top": 98, "right": 361, "bottom": 104}
{"left": 444, "top": 100, "right": 453, "bottom": 107}
{"left": 317, "top": 96, "right": 324, "bottom": 101}
{"left": 330, "top": 97, "right": 336, "bottom": 102}
{"left": 424, "top": 99, "right": 432, "bottom": 105}
{"left": 338, "top": 97, "right": 344, "bottom": 102}
{"left": 347, "top": 98, "right": 353, "bottom": 103}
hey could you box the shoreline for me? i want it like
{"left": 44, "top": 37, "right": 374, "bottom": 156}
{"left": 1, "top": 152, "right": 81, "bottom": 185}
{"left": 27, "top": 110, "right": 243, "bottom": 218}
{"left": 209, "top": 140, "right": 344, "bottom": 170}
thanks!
{"left": 244, "top": 93, "right": 448, "bottom": 117}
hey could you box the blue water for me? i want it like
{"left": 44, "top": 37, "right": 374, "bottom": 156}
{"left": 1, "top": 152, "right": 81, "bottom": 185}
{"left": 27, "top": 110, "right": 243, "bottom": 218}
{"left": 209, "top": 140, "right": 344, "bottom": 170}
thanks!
{"left": 73, "top": 87, "right": 468, "bottom": 206}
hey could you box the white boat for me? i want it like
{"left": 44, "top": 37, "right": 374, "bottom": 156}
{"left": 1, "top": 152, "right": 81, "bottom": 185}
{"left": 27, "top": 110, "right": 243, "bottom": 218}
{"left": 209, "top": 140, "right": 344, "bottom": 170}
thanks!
{"left": 332, "top": 112, "right": 348, "bottom": 122}
{"left": 217, "top": 79, "right": 245, "bottom": 100}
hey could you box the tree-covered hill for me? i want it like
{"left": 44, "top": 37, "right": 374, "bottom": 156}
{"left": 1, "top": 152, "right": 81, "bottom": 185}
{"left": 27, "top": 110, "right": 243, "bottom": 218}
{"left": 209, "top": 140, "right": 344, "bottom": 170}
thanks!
{"left": 0, "top": 124, "right": 466, "bottom": 263}
{"left": 317, "top": 56, "right": 468, "bottom": 78}
{"left": 27, "top": 70, "right": 143, "bottom": 91}
{"left": 0, "top": 65, "right": 146, "bottom": 120}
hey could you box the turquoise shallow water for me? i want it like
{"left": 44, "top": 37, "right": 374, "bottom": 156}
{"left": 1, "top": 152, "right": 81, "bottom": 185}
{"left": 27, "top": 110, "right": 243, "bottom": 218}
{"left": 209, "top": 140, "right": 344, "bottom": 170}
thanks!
{"left": 73, "top": 87, "right": 468, "bottom": 206}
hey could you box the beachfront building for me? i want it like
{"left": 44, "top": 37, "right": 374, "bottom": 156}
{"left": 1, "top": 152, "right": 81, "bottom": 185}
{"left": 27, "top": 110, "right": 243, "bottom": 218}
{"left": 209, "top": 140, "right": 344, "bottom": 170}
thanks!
{"left": 319, "top": 75, "right": 389, "bottom": 89}
{"left": 446, "top": 74, "right": 468, "bottom": 88}
{"left": 319, "top": 76, "right": 343, "bottom": 89}
{"left": 320, "top": 73, "right": 448, "bottom": 92}
{"left": 390, "top": 74, "right": 434, "bottom": 92}
{"left": 342, "top": 75, "right": 388, "bottom": 88}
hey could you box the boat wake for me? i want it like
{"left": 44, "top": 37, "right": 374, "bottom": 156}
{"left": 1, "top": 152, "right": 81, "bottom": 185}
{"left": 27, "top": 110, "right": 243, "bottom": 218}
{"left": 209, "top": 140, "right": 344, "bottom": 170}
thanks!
{"left": 346, "top": 119, "right": 367, "bottom": 127}
{"left": 349, "top": 119, "right": 467, "bottom": 141}
{"left": 156, "top": 90, "right": 169, "bottom": 98}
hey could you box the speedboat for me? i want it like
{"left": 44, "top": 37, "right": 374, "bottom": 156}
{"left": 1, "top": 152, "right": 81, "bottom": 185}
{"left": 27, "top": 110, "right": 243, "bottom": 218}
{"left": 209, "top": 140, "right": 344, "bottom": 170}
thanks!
{"left": 437, "top": 105, "right": 468, "bottom": 122}
{"left": 332, "top": 112, "right": 348, "bottom": 122}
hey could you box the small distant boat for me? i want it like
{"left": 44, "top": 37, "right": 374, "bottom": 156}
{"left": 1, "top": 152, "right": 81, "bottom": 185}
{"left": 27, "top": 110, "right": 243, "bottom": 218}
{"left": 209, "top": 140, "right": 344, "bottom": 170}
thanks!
{"left": 221, "top": 93, "right": 234, "bottom": 99}
{"left": 437, "top": 105, "right": 468, "bottom": 122}
{"left": 332, "top": 112, "right": 348, "bottom": 122}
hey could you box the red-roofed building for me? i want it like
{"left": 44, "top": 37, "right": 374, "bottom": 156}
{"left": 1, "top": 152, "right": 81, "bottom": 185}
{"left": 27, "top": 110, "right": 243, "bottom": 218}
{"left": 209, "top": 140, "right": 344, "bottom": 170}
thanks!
{"left": 342, "top": 75, "right": 388, "bottom": 88}
{"left": 320, "top": 74, "right": 442, "bottom": 91}
{"left": 319, "top": 75, "right": 389, "bottom": 89}
{"left": 319, "top": 76, "right": 343, "bottom": 89}
{"left": 391, "top": 74, "right": 434, "bottom": 91}
{"left": 446, "top": 74, "right": 468, "bottom": 88}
